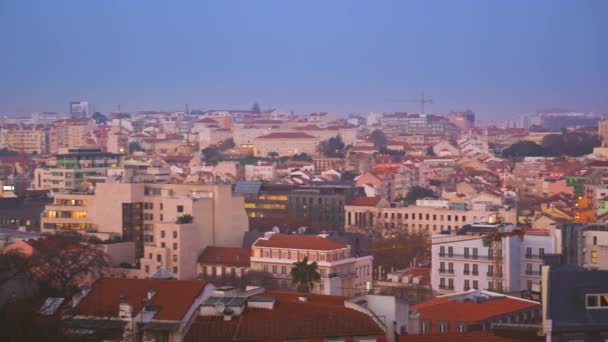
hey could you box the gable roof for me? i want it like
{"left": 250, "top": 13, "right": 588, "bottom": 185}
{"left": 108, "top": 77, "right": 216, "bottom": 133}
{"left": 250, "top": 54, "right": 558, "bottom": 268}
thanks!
{"left": 253, "top": 234, "right": 347, "bottom": 251}
{"left": 348, "top": 196, "right": 384, "bottom": 207}
{"left": 198, "top": 246, "right": 251, "bottom": 267}
{"left": 74, "top": 278, "right": 206, "bottom": 321}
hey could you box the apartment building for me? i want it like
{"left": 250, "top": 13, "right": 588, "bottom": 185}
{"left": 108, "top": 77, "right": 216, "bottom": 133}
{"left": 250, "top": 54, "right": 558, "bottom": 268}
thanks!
{"left": 430, "top": 224, "right": 557, "bottom": 295}
{"left": 244, "top": 161, "right": 276, "bottom": 180}
{"left": 3, "top": 125, "right": 47, "bottom": 154}
{"left": 48, "top": 118, "right": 96, "bottom": 153}
{"left": 41, "top": 182, "right": 249, "bottom": 274}
{"left": 253, "top": 132, "right": 319, "bottom": 157}
{"left": 345, "top": 198, "right": 515, "bottom": 235}
{"left": 250, "top": 233, "right": 373, "bottom": 296}
{"left": 560, "top": 223, "right": 608, "bottom": 270}
{"left": 33, "top": 147, "right": 121, "bottom": 193}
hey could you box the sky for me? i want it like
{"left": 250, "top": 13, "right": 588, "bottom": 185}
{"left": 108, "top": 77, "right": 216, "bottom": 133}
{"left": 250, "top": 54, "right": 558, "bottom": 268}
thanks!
{"left": 0, "top": 0, "right": 607, "bottom": 120}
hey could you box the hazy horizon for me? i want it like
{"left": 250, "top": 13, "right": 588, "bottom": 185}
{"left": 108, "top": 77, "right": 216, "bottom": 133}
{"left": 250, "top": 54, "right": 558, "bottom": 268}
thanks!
{"left": 1, "top": 0, "right": 607, "bottom": 119}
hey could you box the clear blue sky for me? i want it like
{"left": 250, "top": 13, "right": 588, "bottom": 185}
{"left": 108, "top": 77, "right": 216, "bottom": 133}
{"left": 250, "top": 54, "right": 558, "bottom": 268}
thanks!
{"left": 1, "top": 0, "right": 607, "bottom": 119}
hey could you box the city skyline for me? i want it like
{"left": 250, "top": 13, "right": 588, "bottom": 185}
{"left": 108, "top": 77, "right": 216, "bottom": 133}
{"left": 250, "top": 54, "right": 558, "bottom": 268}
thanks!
{"left": 1, "top": 0, "right": 607, "bottom": 118}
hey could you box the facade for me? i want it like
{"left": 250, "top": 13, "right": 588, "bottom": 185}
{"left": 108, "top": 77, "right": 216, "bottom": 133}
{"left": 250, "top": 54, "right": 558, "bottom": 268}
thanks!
{"left": 250, "top": 233, "right": 373, "bottom": 296}
{"left": 198, "top": 246, "right": 251, "bottom": 279}
{"left": 49, "top": 118, "right": 96, "bottom": 153}
{"left": 287, "top": 183, "right": 358, "bottom": 230}
{"left": 244, "top": 161, "right": 276, "bottom": 180}
{"left": 430, "top": 224, "right": 557, "bottom": 295}
{"left": 34, "top": 147, "right": 121, "bottom": 193}
{"left": 4, "top": 125, "right": 47, "bottom": 154}
{"left": 253, "top": 132, "right": 319, "bottom": 157}
{"left": 234, "top": 181, "right": 294, "bottom": 229}
{"left": 69, "top": 101, "right": 93, "bottom": 118}
{"left": 560, "top": 223, "right": 608, "bottom": 270}
{"left": 542, "top": 266, "right": 608, "bottom": 341}
{"left": 41, "top": 182, "right": 249, "bottom": 275}
{"left": 345, "top": 199, "right": 515, "bottom": 235}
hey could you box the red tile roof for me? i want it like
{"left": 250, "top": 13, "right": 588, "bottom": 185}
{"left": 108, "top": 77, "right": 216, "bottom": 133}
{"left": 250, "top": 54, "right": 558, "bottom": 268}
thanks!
{"left": 348, "top": 196, "right": 383, "bottom": 207}
{"left": 400, "top": 331, "right": 536, "bottom": 341}
{"left": 74, "top": 278, "right": 206, "bottom": 321}
{"left": 256, "top": 132, "right": 316, "bottom": 139}
{"left": 196, "top": 117, "right": 218, "bottom": 124}
{"left": 413, "top": 291, "right": 539, "bottom": 333}
{"left": 185, "top": 291, "right": 386, "bottom": 341}
{"left": 253, "top": 234, "right": 347, "bottom": 251}
{"left": 198, "top": 246, "right": 251, "bottom": 267}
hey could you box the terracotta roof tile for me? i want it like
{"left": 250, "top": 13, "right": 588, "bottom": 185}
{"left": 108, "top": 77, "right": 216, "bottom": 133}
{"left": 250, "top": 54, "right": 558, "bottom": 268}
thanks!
{"left": 198, "top": 246, "right": 251, "bottom": 267}
{"left": 253, "top": 234, "right": 347, "bottom": 251}
{"left": 348, "top": 196, "right": 383, "bottom": 207}
{"left": 74, "top": 278, "right": 206, "bottom": 321}
{"left": 256, "top": 132, "right": 316, "bottom": 139}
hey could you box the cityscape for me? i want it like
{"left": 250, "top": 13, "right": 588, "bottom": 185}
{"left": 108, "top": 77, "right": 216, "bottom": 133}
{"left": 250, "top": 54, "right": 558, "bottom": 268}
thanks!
{"left": 1, "top": 1, "right": 608, "bottom": 342}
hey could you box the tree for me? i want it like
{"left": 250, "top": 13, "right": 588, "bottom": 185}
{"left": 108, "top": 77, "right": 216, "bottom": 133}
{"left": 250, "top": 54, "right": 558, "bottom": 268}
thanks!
{"left": 177, "top": 214, "right": 194, "bottom": 224}
{"left": 426, "top": 146, "right": 435, "bottom": 156}
{"left": 405, "top": 186, "right": 437, "bottom": 204}
{"left": 502, "top": 141, "right": 548, "bottom": 158}
{"left": 369, "top": 129, "right": 388, "bottom": 149}
{"left": 341, "top": 170, "right": 360, "bottom": 182}
{"left": 251, "top": 102, "right": 261, "bottom": 114}
{"left": 291, "top": 153, "right": 313, "bottom": 162}
{"left": 202, "top": 145, "right": 221, "bottom": 161}
{"left": 28, "top": 236, "right": 109, "bottom": 297}
{"left": 290, "top": 257, "right": 321, "bottom": 294}
{"left": 92, "top": 112, "right": 107, "bottom": 124}
{"left": 378, "top": 146, "right": 404, "bottom": 156}
{"left": 319, "top": 135, "right": 346, "bottom": 158}
{"left": 218, "top": 138, "right": 235, "bottom": 151}
{"left": 267, "top": 151, "right": 279, "bottom": 160}
{"left": 128, "top": 141, "right": 144, "bottom": 154}
{"left": 541, "top": 131, "right": 601, "bottom": 157}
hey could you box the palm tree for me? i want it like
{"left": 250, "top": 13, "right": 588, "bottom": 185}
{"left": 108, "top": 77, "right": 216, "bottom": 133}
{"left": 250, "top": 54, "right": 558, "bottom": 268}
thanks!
{"left": 290, "top": 256, "right": 321, "bottom": 294}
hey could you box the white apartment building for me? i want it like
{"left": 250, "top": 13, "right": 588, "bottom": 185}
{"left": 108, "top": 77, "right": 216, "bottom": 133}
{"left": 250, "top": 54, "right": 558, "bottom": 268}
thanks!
{"left": 430, "top": 224, "right": 557, "bottom": 295}
{"left": 345, "top": 199, "right": 515, "bottom": 235}
{"left": 250, "top": 232, "right": 373, "bottom": 297}
{"left": 244, "top": 161, "right": 276, "bottom": 180}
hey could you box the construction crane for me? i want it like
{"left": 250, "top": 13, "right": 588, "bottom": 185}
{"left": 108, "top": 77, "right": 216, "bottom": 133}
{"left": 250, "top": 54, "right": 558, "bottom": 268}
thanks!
{"left": 388, "top": 92, "right": 434, "bottom": 114}
{"left": 482, "top": 221, "right": 524, "bottom": 292}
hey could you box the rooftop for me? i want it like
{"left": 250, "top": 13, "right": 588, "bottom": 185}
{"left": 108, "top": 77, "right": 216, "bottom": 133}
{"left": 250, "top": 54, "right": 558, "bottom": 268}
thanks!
{"left": 253, "top": 233, "right": 348, "bottom": 251}
{"left": 198, "top": 246, "right": 251, "bottom": 267}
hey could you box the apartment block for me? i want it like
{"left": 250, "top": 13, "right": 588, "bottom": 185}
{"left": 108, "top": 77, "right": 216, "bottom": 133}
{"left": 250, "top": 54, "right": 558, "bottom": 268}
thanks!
{"left": 3, "top": 125, "right": 47, "bottom": 154}
{"left": 560, "top": 222, "right": 608, "bottom": 270}
{"left": 41, "top": 182, "right": 249, "bottom": 277}
{"left": 430, "top": 224, "right": 557, "bottom": 295}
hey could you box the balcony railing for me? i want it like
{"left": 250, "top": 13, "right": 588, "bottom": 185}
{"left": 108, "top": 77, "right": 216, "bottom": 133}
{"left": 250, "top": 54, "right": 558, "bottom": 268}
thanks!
{"left": 464, "top": 270, "right": 470, "bottom": 275}
{"left": 524, "top": 270, "right": 542, "bottom": 276}
{"left": 472, "top": 271, "right": 479, "bottom": 276}
{"left": 439, "top": 284, "right": 455, "bottom": 290}
{"left": 523, "top": 254, "right": 544, "bottom": 260}
{"left": 438, "top": 269, "right": 455, "bottom": 275}
{"left": 486, "top": 272, "right": 503, "bottom": 278}
{"left": 438, "top": 253, "right": 501, "bottom": 261}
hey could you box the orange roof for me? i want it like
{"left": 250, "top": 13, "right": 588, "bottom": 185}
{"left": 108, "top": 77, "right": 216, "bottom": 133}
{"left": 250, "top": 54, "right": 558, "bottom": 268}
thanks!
{"left": 349, "top": 196, "right": 383, "bottom": 207}
{"left": 185, "top": 291, "right": 386, "bottom": 341}
{"left": 74, "top": 278, "right": 206, "bottom": 321}
{"left": 253, "top": 234, "right": 347, "bottom": 251}
{"left": 256, "top": 132, "right": 316, "bottom": 139}
{"left": 198, "top": 246, "right": 251, "bottom": 267}
{"left": 400, "top": 331, "right": 530, "bottom": 341}
{"left": 413, "top": 291, "right": 539, "bottom": 328}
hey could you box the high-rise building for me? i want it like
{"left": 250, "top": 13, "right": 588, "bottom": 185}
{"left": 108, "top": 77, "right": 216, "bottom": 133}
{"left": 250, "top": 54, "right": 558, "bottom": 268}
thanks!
{"left": 69, "top": 101, "right": 93, "bottom": 119}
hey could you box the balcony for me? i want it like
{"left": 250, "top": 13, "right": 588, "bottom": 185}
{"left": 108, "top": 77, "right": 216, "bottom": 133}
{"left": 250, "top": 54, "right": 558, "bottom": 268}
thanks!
{"left": 486, "top": 272, "right": 503, "bottom": 278}
{"left": 524, "top": 270, "right": 542, "bottom": 276}
{"left": 471, "top": 271, "right": 479, "bottom": 276}
{"left": 439, "top": 284, "right": 455, "bottom": 290}
{"left": 438, "top": 268, "right": 455, "bottom": 275}
{"left": 523, "top": 254, "right": 544, "bottom": 261}
{"left": 438, "top": 253, "right": 501, "bottom": 261}
{"left": 464, "top": 270, "right": 470, "bottom": 275}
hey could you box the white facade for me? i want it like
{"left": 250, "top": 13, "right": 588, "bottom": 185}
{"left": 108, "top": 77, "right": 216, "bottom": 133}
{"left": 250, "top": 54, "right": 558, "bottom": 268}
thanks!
{"left": 244, "top": 162, "right": 276, "bottom": 181}
{"left": 431, "top": 225, "right": 556, "bottom": 294}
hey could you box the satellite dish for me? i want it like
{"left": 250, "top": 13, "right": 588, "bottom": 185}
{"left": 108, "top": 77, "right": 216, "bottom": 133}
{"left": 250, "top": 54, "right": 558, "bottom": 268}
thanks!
{"left": 214, "top": 302, "right": 225, "bottom": 314}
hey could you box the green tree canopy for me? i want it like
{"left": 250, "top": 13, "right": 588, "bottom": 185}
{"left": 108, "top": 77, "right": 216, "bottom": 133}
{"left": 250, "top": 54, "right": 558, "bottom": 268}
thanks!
{"left": 92, "top": 112, "right": 107, "bottom": 124}
{"left": 405, "top": 186, "right": 438, "bottom": 204}
{"left": 319, "top": 135, "right": 346, "bottom": 157}
{"left": 502, "top": 141, "right": 548, "bottom": 158}
{"left": 369, "top": 129, "right": 388, "bottom": 148}
{"left": 290, "top": 256, "right": 321, "bottom": 294}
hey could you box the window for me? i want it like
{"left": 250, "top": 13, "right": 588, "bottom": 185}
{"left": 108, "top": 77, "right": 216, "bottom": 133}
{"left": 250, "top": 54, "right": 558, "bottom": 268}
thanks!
{"left": 438, "top": 321, "right": 449, "bottom": 333}
{"left": 173, "top": 254, "right": 177, "bottom": 262}
{"left": 160, "top": 203, "right": 163, "bottom": 210}
{"left": 161, "top": 242, "right": 166, "bottom": 248}
{"left": 448, "top": 246, "right": 453, "bottom": 257}
{"left": 272, "top": 265, "right": 278, "bottom": 274}
{"left": 472, "top": 248, "right": 478, "bottom": 259}
{"left": 586, "top": 294, "right": 608, "bottom": 309}
{"left": 157, "top": 254, "right": 161, "bottom": 262}
{"left": 472, "top": 280, "right": 478, "bottom": 289}
{"left": 281, "top": 266, "right": 287, "bottom": 275}
{"left": 464, "top": 279, "right": 470, "bottom": 290}
{"left": 149, "top": 253, "right": 153, "bottom": 259}
{"left": 173, "top": 266, "right": 178, "bottom": 274}
{"left": 173, "top": 243, "right": 178, "bottom": 251}
{"left": 448, "top": 278, "right": 454, "bottom": 289}
{"left": 448, "top": 262, "right": 454, "bottom": 273}
{"left": 464, "top": 247, "right": 470, "bottom": 258}
{"left": 592, "top": 251, "right": 599, "bottom": 264}
{"left": 145, "top": 265, "right": 150, "bottom": 273}
{"left": 159, "top": 214, "right": 163, "bottom": 222}
{"left": 539, "top": 248, "right": 545, "bottom": 258}
{"left": 594, "top": 236, "right": 598, "bottom": 245}
{"left": 472, "top": 264, "right": 478, "bottom": 275}
{"left": 439, "top": 246, "right": 446, "bottom": 256}
{"left": 161, "top": 230, "right": 166, "bottom": 238}
{"left": 527, "top": 280, "right": 532, "bottom": 290}
{"left": 464, "top": 264, "right": 470, "bottom": 275}
{"left": 526, "top": 247, "right": 532, "bottom": 258}
{"left": 173, "top": 231, "right": 177, "bottom": 239}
